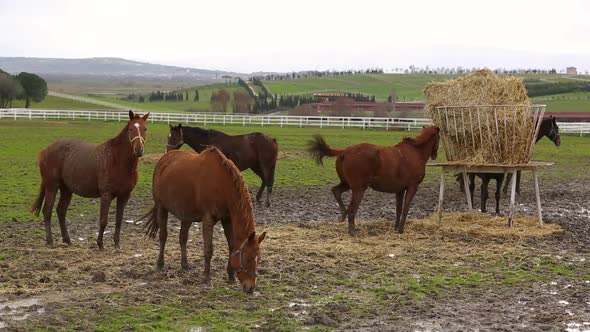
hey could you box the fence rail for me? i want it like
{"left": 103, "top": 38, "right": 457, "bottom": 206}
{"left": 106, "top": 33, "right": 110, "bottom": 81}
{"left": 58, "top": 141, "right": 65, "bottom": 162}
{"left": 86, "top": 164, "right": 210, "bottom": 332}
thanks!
{"left": 1, "top": 109, "right": 589, "bottom": 135}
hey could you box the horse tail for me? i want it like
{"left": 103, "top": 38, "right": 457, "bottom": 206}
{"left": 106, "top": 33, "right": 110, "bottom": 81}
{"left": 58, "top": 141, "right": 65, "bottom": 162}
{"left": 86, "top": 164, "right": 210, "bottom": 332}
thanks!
{"left": 141, "top": 205, "right": 159, "bottom": 239}
{"left": 31, "top": 184, "right": 45, "bottom": 216}
{"left": 307, "top": 134, "right": 342, "bottom": 166}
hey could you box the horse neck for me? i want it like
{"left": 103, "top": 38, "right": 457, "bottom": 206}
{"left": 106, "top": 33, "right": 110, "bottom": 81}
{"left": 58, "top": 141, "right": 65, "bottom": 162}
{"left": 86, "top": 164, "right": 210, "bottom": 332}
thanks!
{"left": 228, "top": 188, "right": 256, "bottom": 246}
{"left": 184, "top": 128, "right": 212, "bottom": 152}
{"left": 400, "top": 133, "right": 437, "bottom": 164}
{"left": 105, "top": 125, "right": 138, "bottom": 167}
{"left": 535, "top": 120, "right": 550, "bottom": 143}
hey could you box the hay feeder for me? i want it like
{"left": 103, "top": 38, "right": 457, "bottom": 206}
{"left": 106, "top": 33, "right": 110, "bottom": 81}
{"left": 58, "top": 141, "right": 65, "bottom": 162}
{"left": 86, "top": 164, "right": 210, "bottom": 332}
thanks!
{"left": 429, "top": 104, "right": 554, "bottom": 227}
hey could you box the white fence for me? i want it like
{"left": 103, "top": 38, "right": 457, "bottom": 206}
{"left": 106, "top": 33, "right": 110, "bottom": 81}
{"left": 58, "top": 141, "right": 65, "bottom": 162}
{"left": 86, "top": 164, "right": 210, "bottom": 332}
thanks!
{"left": 1, "top": 108, "right": 589, "bottom": 135}
{"left": 0, "top": 109, "right": 430, "bottom": 131}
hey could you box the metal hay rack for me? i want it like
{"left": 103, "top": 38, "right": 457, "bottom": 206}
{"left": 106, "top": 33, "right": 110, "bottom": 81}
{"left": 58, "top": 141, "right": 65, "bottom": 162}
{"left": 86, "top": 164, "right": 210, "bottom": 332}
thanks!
{"left": 431, "top": 104, "right": 546, "bottom": 165}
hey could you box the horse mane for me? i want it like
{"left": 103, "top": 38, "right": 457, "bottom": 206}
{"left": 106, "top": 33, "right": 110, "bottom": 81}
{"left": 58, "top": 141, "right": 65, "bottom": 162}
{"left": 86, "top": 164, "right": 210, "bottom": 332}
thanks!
{"left": 184, "top": 126, "right": 224, "bottom": 138}
{"left": 402, "top": 127, "right": 438, "bottom": 147}
{"left": 203, "top": 146, "right": 255, "bottom": 230}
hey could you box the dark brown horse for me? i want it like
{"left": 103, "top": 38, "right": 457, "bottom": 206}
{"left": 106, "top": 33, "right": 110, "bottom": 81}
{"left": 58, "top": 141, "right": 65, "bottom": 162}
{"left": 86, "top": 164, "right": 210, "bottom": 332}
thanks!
{"left": 166, "top": 124, "right": 278, "bottom": 207}
{"left": 456, "top": 173, "right": 505, "bottom": 214}
{"left": 503, "top": 116, "right": 561, "bottom": 194}
{"left": 142, "top": 147, "right": 266, "bottom": 293}
{"left": 308, "top": 126, "right": 440, "bottom": 235}
{"left": 32, "top": 110, "right": 149, "bottom": 249}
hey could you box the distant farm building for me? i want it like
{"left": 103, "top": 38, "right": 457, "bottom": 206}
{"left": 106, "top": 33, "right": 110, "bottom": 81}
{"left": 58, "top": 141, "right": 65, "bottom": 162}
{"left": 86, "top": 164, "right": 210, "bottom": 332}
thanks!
{"left": 566, "top": 67, "right": 577, "bottom": 75}
{"left": 222, "top": 75, "right": 239, "bottom": 84}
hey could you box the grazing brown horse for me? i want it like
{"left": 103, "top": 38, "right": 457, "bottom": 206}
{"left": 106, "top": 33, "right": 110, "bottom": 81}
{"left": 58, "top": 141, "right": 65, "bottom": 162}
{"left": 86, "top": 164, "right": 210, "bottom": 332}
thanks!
{"left": 142, "top": 147, "right": 266, "bottom": 293}
{"left": 166, "top": 124, "right": 278, "bottom": 207}
{"left": 308, "top": 126, "right": 440, "bottom": 235}
{"left": 32, "top": 110, "right": 149, "bottom": 249}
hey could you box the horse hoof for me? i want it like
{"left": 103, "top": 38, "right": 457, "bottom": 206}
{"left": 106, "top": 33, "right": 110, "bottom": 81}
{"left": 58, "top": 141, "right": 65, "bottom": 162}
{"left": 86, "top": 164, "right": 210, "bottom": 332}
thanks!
{"left": 63, "top": 238, "right": 72, "bottom": 245}
{"left": 348, "top": 228, "right": 360, "bottom": 236}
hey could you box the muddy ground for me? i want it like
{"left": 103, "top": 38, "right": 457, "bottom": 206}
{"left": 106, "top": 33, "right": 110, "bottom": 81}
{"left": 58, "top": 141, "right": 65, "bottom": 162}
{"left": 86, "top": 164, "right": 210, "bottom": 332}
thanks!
{"left": 1, "top": 178, "right": 589, "bottom": 331}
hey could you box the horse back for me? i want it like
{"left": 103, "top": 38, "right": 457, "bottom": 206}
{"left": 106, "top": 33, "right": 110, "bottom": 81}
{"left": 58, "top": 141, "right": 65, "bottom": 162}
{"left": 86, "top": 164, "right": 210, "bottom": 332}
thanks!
{"left": 38, "top": 139, "right": 101, "bottom": 197}
{"left": 153, "top": 150, "right": 231, "bottom": 222}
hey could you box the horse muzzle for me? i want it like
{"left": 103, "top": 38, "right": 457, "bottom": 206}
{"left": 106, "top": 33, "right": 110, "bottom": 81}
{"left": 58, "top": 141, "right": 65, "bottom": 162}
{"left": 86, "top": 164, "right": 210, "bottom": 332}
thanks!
{"left": 134, "top": 147, "right": 144, "bottom": 157}
{"left": 242, "top": 283, "right": 256, "bottom": 294}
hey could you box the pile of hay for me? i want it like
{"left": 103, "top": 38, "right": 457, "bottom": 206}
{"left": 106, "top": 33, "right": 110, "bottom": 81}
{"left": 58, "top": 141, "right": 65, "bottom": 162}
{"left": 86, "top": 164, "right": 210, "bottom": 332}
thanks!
{"left": 411, "top": 212, "right": 562, "bottom": 240}
{"left": 424, "top": 70, "right": 541, "bottom": 165}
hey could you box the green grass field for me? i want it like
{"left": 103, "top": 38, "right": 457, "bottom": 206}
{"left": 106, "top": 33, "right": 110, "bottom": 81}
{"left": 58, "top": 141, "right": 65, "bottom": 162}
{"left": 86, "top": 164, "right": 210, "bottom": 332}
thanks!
{"left": 11, "top": 73, "right": 590, "bottom": 113}
{"left": 532, "top": 91, "right": 590, "bottom": 112}
{"left": 1, "top": 120, "right": 589, "bottom": 331}
{"left": 263, "top": 74, "right": 454, "bottom": 102}
{"left": 85, "top": 83, "right": 248, "bottom": 113}
{"left": 10, "top": 95, "right": 113, "bottom": 110}
{"left": 1, "top": 119, "right": 587, "bottom": 224}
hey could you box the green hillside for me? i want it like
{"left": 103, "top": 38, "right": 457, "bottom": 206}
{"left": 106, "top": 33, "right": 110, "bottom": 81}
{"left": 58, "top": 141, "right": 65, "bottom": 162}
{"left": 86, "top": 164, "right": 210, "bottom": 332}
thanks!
{"left": 10, "top": 95, "right": 114, "bottom": 110}
{"left": 263, "top": 74, "right": 455, "bottom": 101}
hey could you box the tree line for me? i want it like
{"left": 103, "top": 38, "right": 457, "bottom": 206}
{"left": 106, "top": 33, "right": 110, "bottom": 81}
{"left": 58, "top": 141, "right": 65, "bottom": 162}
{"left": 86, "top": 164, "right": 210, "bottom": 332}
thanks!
{"left": 0, "top": 69, "right": 48, "bottom": 108}
{"left": 524, "top": 81, "right": 590, "bottom": 97}
{"left": 250, "top": 68, "right": 384, "bottom": 81}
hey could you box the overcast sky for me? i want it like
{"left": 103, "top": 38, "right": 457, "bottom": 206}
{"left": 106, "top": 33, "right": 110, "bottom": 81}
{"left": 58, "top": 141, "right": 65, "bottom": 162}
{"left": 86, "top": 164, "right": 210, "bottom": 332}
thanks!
{"left": 1, "top": 0, "right": 589, "bottom": 73}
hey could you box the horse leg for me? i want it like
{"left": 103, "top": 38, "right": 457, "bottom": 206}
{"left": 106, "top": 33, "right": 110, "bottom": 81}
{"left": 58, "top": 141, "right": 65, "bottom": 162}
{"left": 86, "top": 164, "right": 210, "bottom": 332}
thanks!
{"left": 503, "top": 173, "right": 512, "bottom": 194}
{"left": 481, "top": 176, "right": 490, "bottom": 213}
{"left": 42, "top": 183, "right": 59, "bottom": 246}
{"left": 113, "top": 194, "right": 130, "bottom": 249}
{"left": 469, "top": 174, "right": 475, "bottom": 209}
{"left": 398, "top": 186, "right": 418, "bottom": 234}
{"left": 179, "top": 219, "right": 192, "bottom": 271}
{"left": 264, "top": 164, "right": 276, "bottom": 208}
{"left": 252, "top": 167, "right": 265, "bottom": 206}
{"left": 347, "top": 187, "right": 367, "bottom": 235}
{"left": 96, "top": 193, "right": 113, "bottom": 250}
{"left": 394, "top": 190, "right": 404, "bottom": 231}
{"left": 516, "top": 171, "right": 521, "bottom": 195}
{"left": 156, "top": 205, "right": 168, "bottom": 271}
{"left": 201, "top": 216, "right": 215, "bottom": 285}
{"left": 221, "top": 217, "right": 235, "bottom": 283}
{"left": 495, "top": 176, "right": 503, "bottom": 215}
{"left": 55, "top": 186, "right": 73, "bottom": 245}
{"left": 331, "top": 182, "right": 350, "bottom": 222}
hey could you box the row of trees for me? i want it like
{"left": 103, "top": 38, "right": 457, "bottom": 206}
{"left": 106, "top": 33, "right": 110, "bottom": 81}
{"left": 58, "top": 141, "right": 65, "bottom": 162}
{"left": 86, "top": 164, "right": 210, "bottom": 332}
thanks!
{"left": 525, "top": 81, "right": 590, "bottom": 97}
{"left": 0, "top": 70, "right": 48, "bottom": 108}
{"left": 250, "top": 68, "right": 384, "bottom": 81}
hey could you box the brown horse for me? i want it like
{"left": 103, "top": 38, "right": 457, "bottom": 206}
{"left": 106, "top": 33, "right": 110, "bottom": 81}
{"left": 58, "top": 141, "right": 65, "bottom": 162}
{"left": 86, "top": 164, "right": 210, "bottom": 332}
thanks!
{"left": 142, "top": 147, "right": 266, "bottom": 293}
{"left": 308, "top": 126, "right": 440, "bottom": 235}
{"left": 166, "top": 124, "right": 278, "bottom": 207}
{"left": 32, "top": 110, "right": 149, "bottom": 249}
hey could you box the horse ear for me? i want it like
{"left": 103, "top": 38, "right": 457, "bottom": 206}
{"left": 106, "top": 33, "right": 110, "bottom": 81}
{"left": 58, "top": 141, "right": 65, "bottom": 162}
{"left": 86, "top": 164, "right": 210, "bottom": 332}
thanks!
{"left": 178, "top": 123, "right": 182, "bottom": 128}
{"left": 128, "top": 110, "right": 134, "bottom": 119}
{"left": 142, "top": 112, "right": 150, "bottom": 121}
{"left": 169, "top": 124, "right": 174, "bottom": 130}
{"left": 258, "top": 231, "right": 267, "bottom": 244}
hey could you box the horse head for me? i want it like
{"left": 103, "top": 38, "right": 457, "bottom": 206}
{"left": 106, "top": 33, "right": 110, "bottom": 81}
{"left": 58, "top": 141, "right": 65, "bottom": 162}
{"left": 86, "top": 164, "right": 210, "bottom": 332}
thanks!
{"left": 230, "top": 231, "right": 266, "bottom": 294}
{"left": 128, "top": 110, "right": 149, "bottom": 157}
{"left": 166, "top": 123, "right": 184, "bottom": 153}
{"left": 429, "top": 126, "right": 440, "bottom": 160}
{"left": 548, "top": 116, "right": 561, "bottom": 147}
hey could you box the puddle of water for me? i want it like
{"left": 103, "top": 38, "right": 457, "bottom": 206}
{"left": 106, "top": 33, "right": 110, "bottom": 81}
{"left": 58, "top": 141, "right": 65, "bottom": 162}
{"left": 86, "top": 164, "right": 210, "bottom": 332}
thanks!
{"left": 0, "top": 298, "right": 40, "bottom": 311}
{"left": 566, "top": 322, "right": 590, "bottom": 332}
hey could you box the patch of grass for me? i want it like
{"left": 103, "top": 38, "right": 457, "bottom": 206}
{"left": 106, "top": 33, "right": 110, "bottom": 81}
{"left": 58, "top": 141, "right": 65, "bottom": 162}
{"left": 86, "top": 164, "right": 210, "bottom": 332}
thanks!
{"left": 10, "top": 95, "right": 112, "bottom": 110}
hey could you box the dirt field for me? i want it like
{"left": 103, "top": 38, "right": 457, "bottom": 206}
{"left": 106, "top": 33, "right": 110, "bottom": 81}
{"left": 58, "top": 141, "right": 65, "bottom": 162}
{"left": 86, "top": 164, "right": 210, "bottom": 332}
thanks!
{"left": 1, "top": 177, "right": 589, "bottom": 331}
